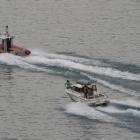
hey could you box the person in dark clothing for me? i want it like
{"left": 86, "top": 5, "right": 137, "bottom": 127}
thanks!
{"left": 65, "top": 80, "right": 72, "bottom": 89}
{"left": 84, "top": 85, "right": 88, "bottom": 98}
{"left": 7, "top": 38, "right": 12, "bottom": 52}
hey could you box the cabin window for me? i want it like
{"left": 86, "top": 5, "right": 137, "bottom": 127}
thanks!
{"left": 73, "top": 87, "right": 80, "bottom": 92}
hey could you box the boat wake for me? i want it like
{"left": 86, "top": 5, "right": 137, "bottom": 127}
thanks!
{"left": 65, "top": 102, "right": 118, "bottom": 123}
{"left": 97, "top": 99, "right": 140, "bottom": 119}
{"left": 98, "top": 106, "right": 140, "bottom": 118}
{"left": 0, "top": 53, "right": 46, "bottom": 72}
{"left": 0, "top": 49, "right": 139, "bottom": 97}
{"left": 111, "top": 99, "right": 140, "bottom": 110}
{"left": 0, "top": 50, "right": 140, "bottom": 81}
{"left": 65, "top": 98, "right": 140, "bottom": 125}
{"left": 24, "top": 51, "right": 140, "bottom": 81}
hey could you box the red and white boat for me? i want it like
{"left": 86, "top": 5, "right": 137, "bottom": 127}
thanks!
{"left": 0, "top": 26, "right": 31, "bottom": 56}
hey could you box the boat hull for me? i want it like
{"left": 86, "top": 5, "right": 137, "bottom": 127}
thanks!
{"left": 0, "top": 44, "right": 31, "bottom": 56}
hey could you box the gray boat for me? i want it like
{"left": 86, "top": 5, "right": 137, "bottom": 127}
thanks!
{"left": 65, "top": 80, "right": 109, "bottom": 106}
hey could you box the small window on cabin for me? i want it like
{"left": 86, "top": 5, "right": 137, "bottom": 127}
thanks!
{"left": 74, "top": 87, "right": 80, "bottom": 92}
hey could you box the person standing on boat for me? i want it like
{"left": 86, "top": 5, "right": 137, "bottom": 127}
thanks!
{"left": 65, "top": 80, "right": 72, "bottom": 89}
{"left": 7, "top": 38, "right": 12, "bottom": 52}
{"left": 5, "top": 26, "right": 12, "bottom": 52}
{"left": 84, "top": 85, "right": 88, "bottom": 98}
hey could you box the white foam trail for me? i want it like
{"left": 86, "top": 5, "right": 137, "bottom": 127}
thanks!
{"left": 125, "top": 109, "right": 140, "bottom": 118}
{"left": 96, "top": 79, "right": 138, "bottom": 96}
{"left": 111, "top": 99, "right": 140, "bottom": 109}
{"left": 97, "top": 106, "right": 124, "bottom": 114}
{"left": 31, "top": 50, "right": 103, "bottom": 66}
{"left": 8, "top": 50, "right": 138, "bottom": 81}
{"left": 97, "top": 104, "right": 140, "bottom": 118}
{"left": 0, "top": 53, "right": 46, "bottom": 72}
{"left": 65, "top": 102, "right": 117, "bottom": 123}
{"left": 46, "top": 53, "right": 104, "bottom": 66}
{"left": 25, "top": 54, "right": 140, "bottom": 81}
{"left": 81, "top": 72, "right": 138, "bottom": 96}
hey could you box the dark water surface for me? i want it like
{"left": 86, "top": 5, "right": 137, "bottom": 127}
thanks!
{"left": 0, "top": 0, "right": 140, "bottom": 140}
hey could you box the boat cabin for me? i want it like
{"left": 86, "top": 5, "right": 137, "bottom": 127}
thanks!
{"left": 0, "top": 26, "right": 14, "bottom": 53}
{"left": 71, "top": 80, "right": 97, "bottom": 99}
{"left": 72, "top": 84, "right": 84, "bottom": 93}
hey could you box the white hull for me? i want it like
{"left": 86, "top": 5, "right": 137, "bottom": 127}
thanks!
{"left": 65, "top": 89, "right": 109, "bottom": 106}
